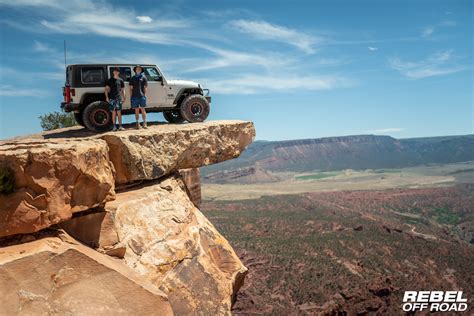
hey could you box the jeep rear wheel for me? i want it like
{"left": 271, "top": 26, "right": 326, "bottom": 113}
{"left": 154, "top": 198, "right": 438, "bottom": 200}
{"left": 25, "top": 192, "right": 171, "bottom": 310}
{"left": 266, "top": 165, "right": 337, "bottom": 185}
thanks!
{"left": 163, "top": 110, "right": 185, "bottom": 124}
{"left": 74, "top": 112, "right": 85, "bottom": 127}
{"left": 82, "top": 101, "right": 113, "bottom": 132}
{"left": 180, "top": 94, "right": 210, "bottom": 123}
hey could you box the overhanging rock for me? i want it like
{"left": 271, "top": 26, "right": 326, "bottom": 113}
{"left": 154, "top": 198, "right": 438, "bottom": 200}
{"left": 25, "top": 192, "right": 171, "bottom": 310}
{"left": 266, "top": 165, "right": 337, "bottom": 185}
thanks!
{"left": 0, "top": 121, "right": 255, "bottom": 238}
{"left": 101, "top": 120, "right": 255, "bottom": 184}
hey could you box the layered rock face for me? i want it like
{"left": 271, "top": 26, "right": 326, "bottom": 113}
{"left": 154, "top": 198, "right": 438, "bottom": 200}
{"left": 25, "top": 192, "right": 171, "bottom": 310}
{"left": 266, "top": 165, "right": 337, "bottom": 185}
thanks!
{"left": 0, "top": 120, "right": 255, "bottom": 315}
{"left": 107, "top": 176, "right": 247, "bottom": 314}
{"left": 0, "top": 139, "right": 115, "bottom": 237}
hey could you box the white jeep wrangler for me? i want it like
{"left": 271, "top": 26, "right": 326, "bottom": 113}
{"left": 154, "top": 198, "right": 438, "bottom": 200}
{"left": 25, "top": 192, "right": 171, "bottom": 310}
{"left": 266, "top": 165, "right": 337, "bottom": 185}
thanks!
{"left": 61, "top": 64, "right": 211, "bottom": 132}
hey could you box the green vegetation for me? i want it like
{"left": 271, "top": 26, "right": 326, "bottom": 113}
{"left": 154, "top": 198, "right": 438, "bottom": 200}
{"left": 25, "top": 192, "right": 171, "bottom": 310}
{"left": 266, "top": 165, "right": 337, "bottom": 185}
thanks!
{"left": 0, "top": 166, "right": 15, "bottom": 194}
{"left": 39, "top": 111, "right": 77, "bottom": 131}
{"left": 432, "top": 207, "right": 460, "bottom": 225}
{"left": 295, "top": 171, "right": 338, "bottom": 180}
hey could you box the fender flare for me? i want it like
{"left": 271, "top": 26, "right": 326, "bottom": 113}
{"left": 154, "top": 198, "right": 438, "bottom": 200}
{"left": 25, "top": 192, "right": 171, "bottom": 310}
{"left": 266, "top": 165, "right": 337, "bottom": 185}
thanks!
{"left": 173, "top": 88, "right": 202, "bottom": 105}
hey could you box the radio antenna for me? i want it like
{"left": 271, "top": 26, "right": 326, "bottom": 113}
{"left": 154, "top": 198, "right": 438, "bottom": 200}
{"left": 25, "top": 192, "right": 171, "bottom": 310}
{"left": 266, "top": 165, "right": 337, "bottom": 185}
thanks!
{"left": 63, "top": 40, "right": 67, "bottom": 69}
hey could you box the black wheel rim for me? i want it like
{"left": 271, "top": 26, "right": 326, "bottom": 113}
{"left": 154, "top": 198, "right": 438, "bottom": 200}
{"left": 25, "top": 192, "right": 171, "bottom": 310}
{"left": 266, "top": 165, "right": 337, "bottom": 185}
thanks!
{"left": 92, "top": 109, "right": 109, "bottom": 126}
{"left": 170, "top": 111, "right": 180, "bottom": 118}
{"left": 190, "top": 102, "right": 203, "bottom": 116}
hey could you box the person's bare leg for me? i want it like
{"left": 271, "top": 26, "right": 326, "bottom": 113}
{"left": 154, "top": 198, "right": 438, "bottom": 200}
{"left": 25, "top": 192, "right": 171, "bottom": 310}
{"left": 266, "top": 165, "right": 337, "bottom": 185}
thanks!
{"left": 135, "top": 108, "right": 141, "bottom": 128}
{"left": 112, "top": 111, "right": 117, "bottom": 129}
{"left": 141, "top": 108, "right": 147, "bottom": 128}
{"left": 118, "top": 111, "right": 123, "bottom": 129}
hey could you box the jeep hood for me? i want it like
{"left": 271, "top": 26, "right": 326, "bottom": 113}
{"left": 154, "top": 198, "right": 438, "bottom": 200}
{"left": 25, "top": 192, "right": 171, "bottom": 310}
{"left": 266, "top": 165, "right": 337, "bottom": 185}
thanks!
{"left": 167, "top": 79, "right": 200, "bottom": 87}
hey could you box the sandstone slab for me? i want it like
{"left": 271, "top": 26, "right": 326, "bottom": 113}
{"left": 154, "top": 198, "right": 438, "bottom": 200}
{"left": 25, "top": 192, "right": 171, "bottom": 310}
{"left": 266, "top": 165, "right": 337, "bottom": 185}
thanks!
{"left": 0, "top": 232, "right": 173, "bottom": 315}
{"left": 101, "top": 120, "right": 255, "bottom": 184}
{"left": 106, "top": 175, "right": 247, "bottom": 314}
{"left": 0, "top": 140, "right": 115, "bottom": 238}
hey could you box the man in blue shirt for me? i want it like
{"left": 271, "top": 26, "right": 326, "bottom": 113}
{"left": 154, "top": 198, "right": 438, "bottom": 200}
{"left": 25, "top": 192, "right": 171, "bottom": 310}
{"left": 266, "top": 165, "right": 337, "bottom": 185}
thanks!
{"left": 130, "top": 65, "right": 148, "bottom": 129}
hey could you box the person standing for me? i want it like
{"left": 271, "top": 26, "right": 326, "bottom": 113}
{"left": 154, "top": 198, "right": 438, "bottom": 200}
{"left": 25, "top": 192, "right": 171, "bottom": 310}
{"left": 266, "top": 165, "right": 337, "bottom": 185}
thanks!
{"left": 105, "top": 67, "right": 125, "bottom": 131}
{"left": 130, "top": 65, "right": 148, "bottom": 129}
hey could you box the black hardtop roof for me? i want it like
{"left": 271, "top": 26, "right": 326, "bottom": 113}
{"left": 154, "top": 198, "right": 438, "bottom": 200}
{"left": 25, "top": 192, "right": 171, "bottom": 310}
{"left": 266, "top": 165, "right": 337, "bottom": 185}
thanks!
{"left": 68, "top": 63, "right": 157, "bottom": 67}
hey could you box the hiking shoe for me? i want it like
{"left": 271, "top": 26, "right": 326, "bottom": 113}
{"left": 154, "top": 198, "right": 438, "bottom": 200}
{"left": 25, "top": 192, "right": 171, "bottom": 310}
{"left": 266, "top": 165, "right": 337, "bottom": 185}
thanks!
{"left": 112, "top": 126, "right": 117, "bottom": 132}
{"left": 143, "top": 122, "right": 148, "bottom": 129}
{"left": 118, "top": 126, "right": 125, "bottom": 131}
{"left": 136, "top": 123, "right": 142, "bottom": 129}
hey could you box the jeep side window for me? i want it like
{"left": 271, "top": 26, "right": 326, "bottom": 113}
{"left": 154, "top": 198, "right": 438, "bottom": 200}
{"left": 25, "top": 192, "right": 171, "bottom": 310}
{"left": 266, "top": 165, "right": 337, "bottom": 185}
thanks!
{"left": 144, "top": 67, "right": 162, "bottom": 81}
{"left": 81, "top": 67, "right": 105, "bottom": 84}
{"left": 109, "top": 67, "right": 132, "bottom": 82}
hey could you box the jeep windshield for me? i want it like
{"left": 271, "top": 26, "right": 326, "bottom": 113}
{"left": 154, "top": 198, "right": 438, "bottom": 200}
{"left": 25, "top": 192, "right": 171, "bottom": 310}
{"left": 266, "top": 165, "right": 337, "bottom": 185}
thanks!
{"left": 144, "top": 67, "right": 162, "bottom": 81}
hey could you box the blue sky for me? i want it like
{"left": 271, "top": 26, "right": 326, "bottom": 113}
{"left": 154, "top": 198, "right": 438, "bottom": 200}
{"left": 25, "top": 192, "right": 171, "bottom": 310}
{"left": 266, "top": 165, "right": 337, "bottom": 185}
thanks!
{"left": 0, "top": 0, "right": 472, "bottom": 140}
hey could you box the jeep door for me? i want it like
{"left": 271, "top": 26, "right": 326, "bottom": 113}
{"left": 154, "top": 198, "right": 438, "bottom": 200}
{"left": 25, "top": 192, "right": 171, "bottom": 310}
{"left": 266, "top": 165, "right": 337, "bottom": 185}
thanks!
{"left": 107, "top": 66, "right": 132, "bottom": 109}
{"left": 142, "top": 66, "right": 167, "bottom": 107}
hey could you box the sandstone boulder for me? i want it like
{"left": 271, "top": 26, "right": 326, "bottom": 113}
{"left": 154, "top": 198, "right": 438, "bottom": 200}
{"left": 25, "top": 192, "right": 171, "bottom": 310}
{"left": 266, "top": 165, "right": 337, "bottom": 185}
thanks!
{"left": 0, "top": 120, "right": 253, "bottom": 314}
{"left": 101, "top": 121, "right": 255, "bottom": 184}
{"left": 57, "top": 211, "right": 125, "bottom": 257}
{"left": 179, "top": 168, "right": 201, "bottom": 208}
{"left": 106, "top": 175, "right": 247, "bottom": 314}
{"left": 0, "top": 140, "right": 115, "bottom": 238}
{"left": 0, "top": 232, "right": 173, "bottom": 315}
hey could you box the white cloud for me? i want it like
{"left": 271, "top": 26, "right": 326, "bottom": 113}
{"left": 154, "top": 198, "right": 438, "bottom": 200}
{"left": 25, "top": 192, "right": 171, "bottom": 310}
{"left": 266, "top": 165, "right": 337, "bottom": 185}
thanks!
{"left": 2, "top": 0, "right": 190, "bottom": 46}
{"left": 136, "top": 16, "right": 152, "bottom": 23}
{"left": 365, "top": 128, "right": 404, "bottom": 134}
{"left": 33, "top": 40, "right": 55, "bottom": 53}
{"left": 0, "top": 84, "right": 46, "bottom": 97}
{"left": 439, "top": 20, "right": 456, "bottom": 27}
{"left": 389, "top": 50, "right": 467, "bottom": 79}
{"left": 1, "top": 0, "right": 354, "bottom": 95}
{"left": 368, "top": 46, "right": 378, "bottom": 51}
{"left": 420, "top": 19, "right": 457, "bottom": 38}
{"left": 183, "top": 43, "right": 294, "bottom": 72}
{"left": 229, "top": 19, "right": 320, "bottom": 54}
{"left": 199, "top": 74, "right": 353, "bottom": 94}
{"left": 421, "top": 26, "right": 434, "bottom": 37}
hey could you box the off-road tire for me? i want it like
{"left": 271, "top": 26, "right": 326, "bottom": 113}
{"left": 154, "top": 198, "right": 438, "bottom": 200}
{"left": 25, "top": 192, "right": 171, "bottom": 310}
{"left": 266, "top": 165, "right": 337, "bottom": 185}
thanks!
{"left": 163, "top": 110, "right": 185, "bottom": 124}
{"left": 82, "top": 101, "right": 113, "bottom": 132}
{"left": 180, "top": 94, "right": 210, "bottom": 123}
{"left": 74, "top": 112, "right": 85, "bottom": 127}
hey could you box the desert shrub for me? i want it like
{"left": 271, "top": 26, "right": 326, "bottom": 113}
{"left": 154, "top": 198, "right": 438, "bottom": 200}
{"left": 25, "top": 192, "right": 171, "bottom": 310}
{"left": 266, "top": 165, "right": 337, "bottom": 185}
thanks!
{"left": 0, "top": 166, "right": 15, "bottom": 194}
{"left": 39, "top": 111, "right": 77, "bottom": 131}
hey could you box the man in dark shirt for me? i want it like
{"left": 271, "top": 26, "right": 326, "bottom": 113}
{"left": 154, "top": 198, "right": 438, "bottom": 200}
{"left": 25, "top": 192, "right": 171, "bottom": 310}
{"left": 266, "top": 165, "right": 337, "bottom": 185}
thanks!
{"left": 105, "top": 67, "right": 125, "bottom": 131}
{"left": 130, "top": 65, "right": 148, "bottom": 129}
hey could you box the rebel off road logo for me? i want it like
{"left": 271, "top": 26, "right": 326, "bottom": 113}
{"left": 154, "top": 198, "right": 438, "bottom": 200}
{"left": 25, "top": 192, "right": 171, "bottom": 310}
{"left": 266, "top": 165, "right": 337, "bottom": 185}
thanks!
{"left": 402, "top": 291, "right": 468, "bottom": 312}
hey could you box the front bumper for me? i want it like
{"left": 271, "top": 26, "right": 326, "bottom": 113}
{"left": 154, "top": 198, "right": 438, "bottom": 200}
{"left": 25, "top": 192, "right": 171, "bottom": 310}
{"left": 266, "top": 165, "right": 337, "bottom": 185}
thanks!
{"left": 61, "top": 102, "right": 80, "bottom": 112}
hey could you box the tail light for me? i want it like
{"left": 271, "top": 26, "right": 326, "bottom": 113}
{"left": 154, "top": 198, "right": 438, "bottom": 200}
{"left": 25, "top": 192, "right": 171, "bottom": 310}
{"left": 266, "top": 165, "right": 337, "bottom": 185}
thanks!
{"left": 71, "top": 88, "right": 75, "bottom": 96}
{"left": 64, "top": 85, "right": 71, "bottom": 103}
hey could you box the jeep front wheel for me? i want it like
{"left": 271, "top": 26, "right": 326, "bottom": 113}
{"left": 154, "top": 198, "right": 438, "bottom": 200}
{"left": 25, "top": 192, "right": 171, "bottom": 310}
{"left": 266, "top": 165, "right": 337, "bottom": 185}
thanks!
{"left": 82, "top": 101, "right": 113, "bottom": 132}
{"left": 180, "top": 94, "right": 210, "bottom": 123}
{"left": 163, "top": 110, "right": 185, "bottom": 124}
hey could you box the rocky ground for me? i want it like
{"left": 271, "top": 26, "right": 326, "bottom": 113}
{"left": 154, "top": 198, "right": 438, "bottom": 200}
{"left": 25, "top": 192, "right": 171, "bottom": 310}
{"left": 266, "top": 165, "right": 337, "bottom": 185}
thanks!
{"left": 0, "top": 120, "right": 255, "bottom": 315}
